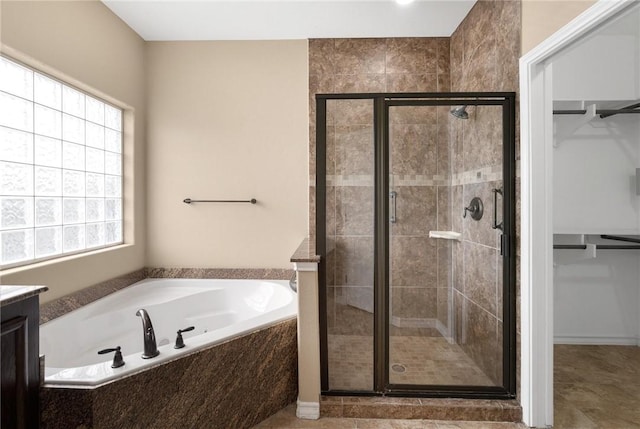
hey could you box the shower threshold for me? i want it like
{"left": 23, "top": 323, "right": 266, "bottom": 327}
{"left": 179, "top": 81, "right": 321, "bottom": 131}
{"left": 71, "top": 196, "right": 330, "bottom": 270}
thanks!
{"left": 320, "top": 395, "right": 522, "bottom": 421}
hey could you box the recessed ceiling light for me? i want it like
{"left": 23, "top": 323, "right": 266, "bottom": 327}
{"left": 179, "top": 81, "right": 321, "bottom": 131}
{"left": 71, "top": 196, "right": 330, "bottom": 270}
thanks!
{"left": 396, "top": 0, "right": 415, "bottom": 5}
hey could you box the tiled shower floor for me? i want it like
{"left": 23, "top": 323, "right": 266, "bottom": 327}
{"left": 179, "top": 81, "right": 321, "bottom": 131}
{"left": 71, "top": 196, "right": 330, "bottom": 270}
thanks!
{"left": 328, "top": 334, "right": 493, "bottom": 390}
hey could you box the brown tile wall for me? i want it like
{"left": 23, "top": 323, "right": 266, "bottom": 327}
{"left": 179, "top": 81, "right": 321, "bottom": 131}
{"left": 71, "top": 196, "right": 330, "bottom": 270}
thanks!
{"left": 312, "top": 0, "right": 521, "bottom": 391}
{"left": 310, "top": 37, "right": 451, "bottom": 241}
{"left": 449, "top": 0, "right": 521, "bottom": 386}
{"left": 310, "top": 38, "right": 451, "bottom": 340}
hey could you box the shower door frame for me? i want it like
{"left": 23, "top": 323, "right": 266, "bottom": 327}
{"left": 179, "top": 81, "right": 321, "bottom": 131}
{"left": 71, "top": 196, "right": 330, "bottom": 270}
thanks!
{"left": 316, "top": 92, "right": 517, "bottom": 399}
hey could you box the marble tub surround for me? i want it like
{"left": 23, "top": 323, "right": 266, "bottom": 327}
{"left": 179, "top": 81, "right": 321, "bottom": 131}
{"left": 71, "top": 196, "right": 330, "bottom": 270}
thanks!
{"left": 146, "top": 267, "right": 294, "bottom": 280}
{"left": 38, "top": 267, "right": 292, "bottom": 323}
{"left": 39, "top": 268, "right": 145, "bottom": 323}
{"left": 41, "top": 318, "right": 298, "bottom": 429}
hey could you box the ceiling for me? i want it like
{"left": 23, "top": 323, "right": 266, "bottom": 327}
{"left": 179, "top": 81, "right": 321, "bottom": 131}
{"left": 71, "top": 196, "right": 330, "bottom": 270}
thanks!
{"left": 101, "top": 0, "right": 477, "bottom": 41}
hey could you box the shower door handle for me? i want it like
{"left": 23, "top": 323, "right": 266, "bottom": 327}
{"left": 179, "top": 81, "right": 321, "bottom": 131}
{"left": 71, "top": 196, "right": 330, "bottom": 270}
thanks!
{"left": 390, "top": 191, "right": 397, "bottom": 223}
{"left": 492, "top": 188, "right": 504, "bottom": 231}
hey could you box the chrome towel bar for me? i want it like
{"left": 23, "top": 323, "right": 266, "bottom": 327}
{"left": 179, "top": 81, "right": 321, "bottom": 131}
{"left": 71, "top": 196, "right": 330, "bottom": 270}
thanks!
{"left": 183, "top": 198, "right": 257, "bottom": 204}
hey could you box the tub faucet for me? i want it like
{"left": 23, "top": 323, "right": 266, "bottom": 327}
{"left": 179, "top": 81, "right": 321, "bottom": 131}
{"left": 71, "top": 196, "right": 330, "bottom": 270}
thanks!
{"left": 135, "top": 309, "right": 160, "bottom": 359}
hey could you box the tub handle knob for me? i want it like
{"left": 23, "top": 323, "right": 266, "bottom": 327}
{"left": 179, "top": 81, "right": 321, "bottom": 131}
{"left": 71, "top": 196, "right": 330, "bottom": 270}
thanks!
{"left": 174, "top": 326, "right": 195, "bottom": 349}
{"left": 98, "top": 346, "right": 125, "bottom": 368}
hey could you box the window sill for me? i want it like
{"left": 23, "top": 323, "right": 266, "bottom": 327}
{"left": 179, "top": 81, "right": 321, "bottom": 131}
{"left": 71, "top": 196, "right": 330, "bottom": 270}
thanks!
{"left": 0, "top": 243, "right": 134, "bottom": 276}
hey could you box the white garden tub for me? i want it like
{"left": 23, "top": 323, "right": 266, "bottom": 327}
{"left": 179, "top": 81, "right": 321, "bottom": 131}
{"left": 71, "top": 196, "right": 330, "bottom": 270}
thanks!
{"left": 40, "top": 278, "right": 297, "bottom": 387}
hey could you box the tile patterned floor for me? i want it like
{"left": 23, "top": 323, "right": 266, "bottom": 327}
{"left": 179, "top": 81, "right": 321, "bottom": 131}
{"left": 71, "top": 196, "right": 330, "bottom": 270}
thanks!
{"left": 554, "top": 344, "right": 640, "bottom": 428}
{"left": 252, "top": 404, "right": 527, "bottom": 429}
{"left": 255, "top": 344, "right": 639, "bottom": 428}
{"left": 327, "top": 335, "right": 493, "bottom": 390}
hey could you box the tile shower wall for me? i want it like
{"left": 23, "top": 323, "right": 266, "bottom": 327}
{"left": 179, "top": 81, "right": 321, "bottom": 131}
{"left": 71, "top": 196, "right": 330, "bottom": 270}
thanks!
{"left": 311, "top": 0, "right": 521, "bottom": 387}
{"left": 309, "top": 38, "right": 451, "bottom": 337}
{"left": 449, "top": 0, "right": 521, "bottom": 385}
{"left": 310, "top": 37, "right": 451, "bottom": 242}
{"left": 389, "top": 105, "right": 451, "bottom": 333}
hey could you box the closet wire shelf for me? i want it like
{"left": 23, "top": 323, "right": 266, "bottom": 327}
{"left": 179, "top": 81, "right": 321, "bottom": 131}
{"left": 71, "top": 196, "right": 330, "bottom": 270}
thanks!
{"left": 553, "top": 101, "right": 640, "bottom": 118}
{"left": 553, "top": 235, "right": 640, "bottom": 250}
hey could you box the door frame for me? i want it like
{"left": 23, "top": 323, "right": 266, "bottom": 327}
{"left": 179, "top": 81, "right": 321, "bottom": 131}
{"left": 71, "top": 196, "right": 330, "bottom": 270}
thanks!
{"left": 519, "top": 0, "right": 637, "bottom": 426}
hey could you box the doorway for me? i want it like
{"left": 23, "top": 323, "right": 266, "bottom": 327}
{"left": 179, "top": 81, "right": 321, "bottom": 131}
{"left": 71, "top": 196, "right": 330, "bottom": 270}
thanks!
{"left": 316, "top": 92, "right": 516, "bottom": 398}
{"left": 520, "top": 0, "right": 640, "bottom": 426}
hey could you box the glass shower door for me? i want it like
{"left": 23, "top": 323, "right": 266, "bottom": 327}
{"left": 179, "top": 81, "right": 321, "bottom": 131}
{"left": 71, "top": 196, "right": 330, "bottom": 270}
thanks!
{"left": 387, "top": 101, "right": 506, "bottom": 388}
{"left": 317, "top": 93, "right": 516, "bottom": 398}
{"left": 323, "top": 98, "right": 375, "bottom": 392}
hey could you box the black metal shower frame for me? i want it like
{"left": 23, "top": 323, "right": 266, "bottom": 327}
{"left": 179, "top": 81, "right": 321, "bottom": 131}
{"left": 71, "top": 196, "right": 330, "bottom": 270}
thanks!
{"left": 316, "top": 92, "right": 517, "bottom": 399}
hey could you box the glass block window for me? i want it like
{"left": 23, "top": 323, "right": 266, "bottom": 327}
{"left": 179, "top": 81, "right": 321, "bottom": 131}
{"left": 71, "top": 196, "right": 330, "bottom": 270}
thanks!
{"left": 0, "top": 56, "right": 123, "bottom": 267}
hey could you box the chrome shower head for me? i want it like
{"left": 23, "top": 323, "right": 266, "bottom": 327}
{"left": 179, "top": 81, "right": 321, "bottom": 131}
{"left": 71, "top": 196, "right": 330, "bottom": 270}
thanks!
{"left": 450, "top": 105, "right": 469, "bottom": 119}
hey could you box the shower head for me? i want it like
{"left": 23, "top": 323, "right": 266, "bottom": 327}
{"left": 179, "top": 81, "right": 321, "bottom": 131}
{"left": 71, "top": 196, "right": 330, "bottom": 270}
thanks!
{"left": 450, "top": 105, "right": 469, "bottom": 119}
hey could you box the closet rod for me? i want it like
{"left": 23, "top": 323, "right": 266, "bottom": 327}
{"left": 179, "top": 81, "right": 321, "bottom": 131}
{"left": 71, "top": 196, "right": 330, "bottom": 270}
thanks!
{"left": 599, "top": 102, "right": 640, "bottom": 118}
{"left": 600, "top": 234, "right": 640, "bottom": 244}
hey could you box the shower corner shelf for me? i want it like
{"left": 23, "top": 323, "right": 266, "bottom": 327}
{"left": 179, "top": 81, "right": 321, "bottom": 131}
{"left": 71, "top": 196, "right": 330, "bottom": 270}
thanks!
{"left": 428, "top": 231, "right": 462, "bottom": 241}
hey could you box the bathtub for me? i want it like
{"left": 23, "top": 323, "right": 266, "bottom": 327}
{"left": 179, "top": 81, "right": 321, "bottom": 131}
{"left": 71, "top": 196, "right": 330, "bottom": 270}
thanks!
{"left": 40, "top": 278, "right": 297, "bottom": 387}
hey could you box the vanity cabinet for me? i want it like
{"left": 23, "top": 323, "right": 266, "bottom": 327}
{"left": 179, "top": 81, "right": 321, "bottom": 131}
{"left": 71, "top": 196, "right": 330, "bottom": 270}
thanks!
{"left": 1, "top": 286, "right": 47, "bottom": 429}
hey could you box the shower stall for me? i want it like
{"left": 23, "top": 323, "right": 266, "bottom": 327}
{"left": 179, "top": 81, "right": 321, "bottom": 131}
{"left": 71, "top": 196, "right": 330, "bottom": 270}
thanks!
{"left": 316, "top": 92, "right": 516, "bottom": 398}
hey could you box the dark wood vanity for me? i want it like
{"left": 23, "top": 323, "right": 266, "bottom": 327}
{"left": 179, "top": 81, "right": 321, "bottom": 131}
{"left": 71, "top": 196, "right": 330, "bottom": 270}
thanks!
{"left": 1, "top": 286, "right": 47, "bottom": 429}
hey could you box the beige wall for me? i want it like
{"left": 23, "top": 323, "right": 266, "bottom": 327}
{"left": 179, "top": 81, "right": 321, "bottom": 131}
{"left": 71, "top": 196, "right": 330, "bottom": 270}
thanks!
{"left": 146, "top": 41, "right": 308, "bottom": 269}
{"left": 0, "top": 0, "right": 146, "bottom": 303}
{"left": 522, "top": 0, "right": 597, "bottom": 53}
{"left": 0, "top": 0, "right": 596, "bottom": 303}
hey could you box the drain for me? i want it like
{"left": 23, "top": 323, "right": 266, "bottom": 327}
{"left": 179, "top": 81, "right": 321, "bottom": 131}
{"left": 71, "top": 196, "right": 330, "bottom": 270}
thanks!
{"left": 391, "top": 363, "right": 406, "bottom": 373}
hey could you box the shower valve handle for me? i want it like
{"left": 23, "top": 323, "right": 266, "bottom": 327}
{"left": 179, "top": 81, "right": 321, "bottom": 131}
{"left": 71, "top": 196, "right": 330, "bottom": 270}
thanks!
{"left": 463, "top": 197, "right": 484, "bottom": 221}
{"left": 174, "top": 326, "right": 195, "bottom": 349}
{"left": 98, "top": 346, "right": 125, "bottom": 368}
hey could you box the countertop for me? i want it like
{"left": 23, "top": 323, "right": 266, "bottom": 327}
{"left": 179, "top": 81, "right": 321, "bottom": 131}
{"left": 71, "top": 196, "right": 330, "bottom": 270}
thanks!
{"left": 0, "top": 285, "right": 48, "bottom": 307}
